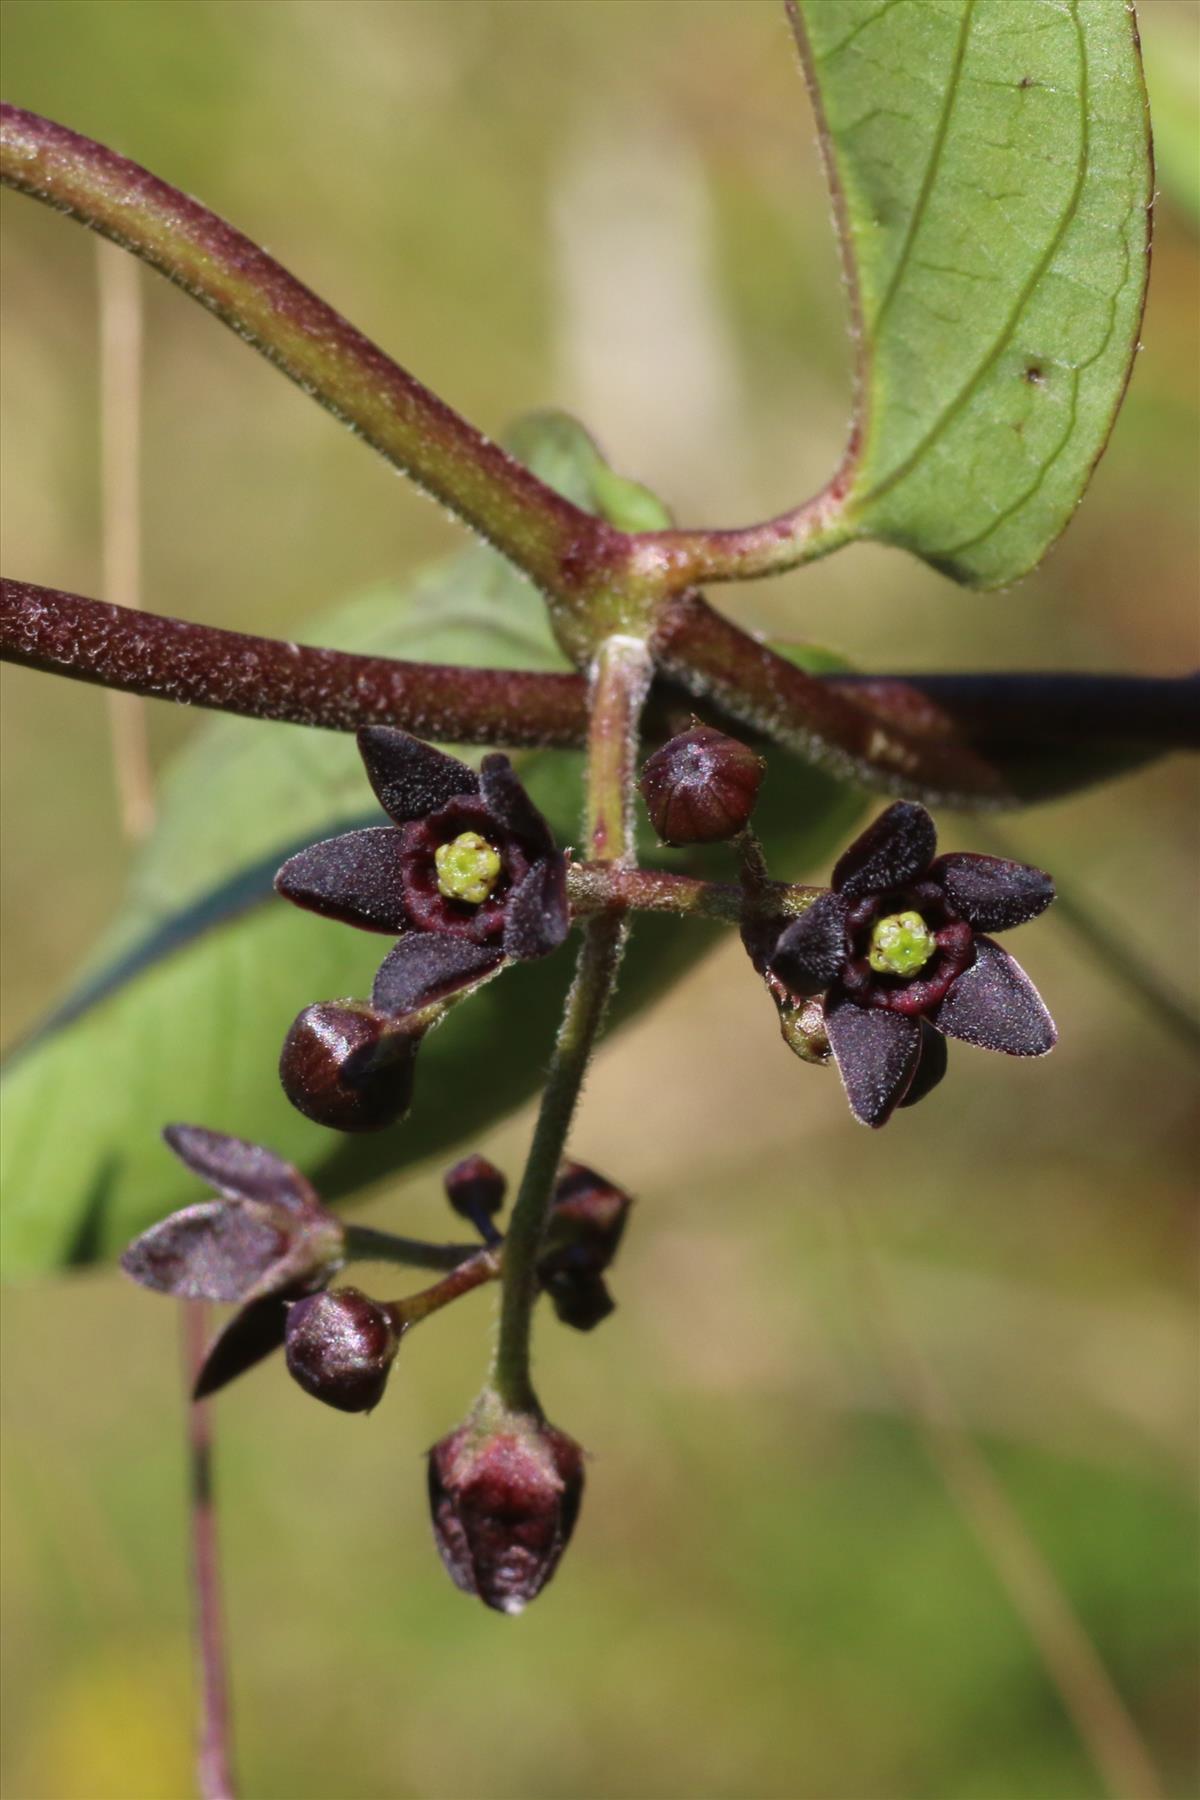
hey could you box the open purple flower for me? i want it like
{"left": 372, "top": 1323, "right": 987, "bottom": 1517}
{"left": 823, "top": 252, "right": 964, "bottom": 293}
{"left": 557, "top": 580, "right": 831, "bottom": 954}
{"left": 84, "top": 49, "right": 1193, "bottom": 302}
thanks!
{"left": 275, "top": 727, "right": 569, "bottom": 968}
{"left": 120, "top": 1127, "right": 345, "bottom": 1397}
{"left": 768, "top": 802, "right": 1056, "bottom": 1127}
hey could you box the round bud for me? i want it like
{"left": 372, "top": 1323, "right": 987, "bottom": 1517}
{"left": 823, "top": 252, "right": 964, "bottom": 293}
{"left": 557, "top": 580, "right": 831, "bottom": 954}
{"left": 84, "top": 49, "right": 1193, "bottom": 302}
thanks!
{"left": 639, "top": 727, "right": 765, "bottom": 846}
{"left": 285, "top": 1286, "right": 399, "bottom": 1413}
{"left": 280, "top": 1001, "right": 416, "bottom": 1133}
{"left": 443, "top": 1154, "right": 507, "bottom": 1226}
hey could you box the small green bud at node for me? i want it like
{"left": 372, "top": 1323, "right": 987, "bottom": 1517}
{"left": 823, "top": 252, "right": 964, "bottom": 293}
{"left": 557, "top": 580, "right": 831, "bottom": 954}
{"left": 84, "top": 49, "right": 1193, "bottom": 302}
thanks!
{"left": 868, "top": 910, "right": 936, "bottom": 977}
{"left": 435, "top": 832, "right": 502, "bottom": 905}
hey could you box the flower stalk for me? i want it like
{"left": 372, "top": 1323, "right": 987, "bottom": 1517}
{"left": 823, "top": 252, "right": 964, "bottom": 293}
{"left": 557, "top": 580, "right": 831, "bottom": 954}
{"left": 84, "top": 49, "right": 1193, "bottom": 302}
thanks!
{"left": 490, "top": 636, "right": 650, "bottom": 1412}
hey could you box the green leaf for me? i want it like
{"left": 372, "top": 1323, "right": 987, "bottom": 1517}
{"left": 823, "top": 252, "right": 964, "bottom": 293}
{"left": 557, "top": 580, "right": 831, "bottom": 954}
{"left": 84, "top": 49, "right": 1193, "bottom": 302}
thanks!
{"left": 794, "top": 0, "right": 1152, "bottom": 586}
{"left": 1, "top": 414, "right": 862, "bottom": 1276}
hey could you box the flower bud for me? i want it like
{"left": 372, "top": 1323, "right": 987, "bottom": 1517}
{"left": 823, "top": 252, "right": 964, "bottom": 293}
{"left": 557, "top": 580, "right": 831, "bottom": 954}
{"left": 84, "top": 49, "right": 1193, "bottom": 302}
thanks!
{"left": 639, "top": 726, "right": 764, "bottom": 846}
{"left": 537, "top": 1162, "right": 631, "bottom": 1282}
{"left": 285, "top": 1286, "right": 399, "bottom": 1413}
{"left": 443, "top": 1154, "right": 507, "bottom": 1229}
{"left": 428, "top": 1401, "right": 585, "bottom": 1613}
{"left": 544, "top": 1269, "right": 615, "bottom": 1333}
{"left": 280, "top": 1000, "right": 416, "bottom": 1133}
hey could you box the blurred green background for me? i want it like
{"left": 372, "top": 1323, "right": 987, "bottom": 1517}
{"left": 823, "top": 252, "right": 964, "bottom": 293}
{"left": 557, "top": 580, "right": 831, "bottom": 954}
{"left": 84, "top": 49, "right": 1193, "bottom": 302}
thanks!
{"left": 1, "top": 4, "right": 1197, "bottom": 1798}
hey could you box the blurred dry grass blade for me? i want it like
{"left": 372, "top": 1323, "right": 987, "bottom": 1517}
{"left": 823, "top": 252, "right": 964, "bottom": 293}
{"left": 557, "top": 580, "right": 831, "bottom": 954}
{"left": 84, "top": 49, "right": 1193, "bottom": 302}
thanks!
{"left": 838, "top": 1197, "right": 1164, "bottom": 1800}
{"left": 97, "top": 237, "right": 155, "bottom": 842}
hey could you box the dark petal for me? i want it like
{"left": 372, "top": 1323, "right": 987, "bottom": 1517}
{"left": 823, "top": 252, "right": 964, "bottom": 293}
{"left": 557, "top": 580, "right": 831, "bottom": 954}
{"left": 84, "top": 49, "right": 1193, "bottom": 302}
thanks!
{"left": 121, "top": 1201, "right": 287, "bottom": 1302}
{"left": 162, "top": 1124, "right": 316, "bottom": 1212}
{"left": 832, "top": 802, "right": 937, "bottom": 899}
{"left": 275, "top": 828, "right": 410, "bottom": 935}
{"left": 479, "top": 754, "right": 557, "bottom": 855}
{"left": 193, "top": 1294, "right": 291, "bottom": 1400}
{"left": 932, "top": 853, "right": 1055, "bottom": 931}
{"left": 545, "top": 1270, "right": 616, "bottom": 1332}
{"left": 356, "top": 727, "right": 478, "bottom": 824}
{"left": 825, "top": 995, "right": 923, "bottom": 1128}
{"left": 770, "top": 893, "right": 849, "bottom": 994}
{"left": 898, "top": 1021, "right": 949, "bottom": 1109}
{"left": 503, "top": 855, "right": 570, "bottom": 960}
{"left": 933, "top": 936, "right": 1057, "bottom": 1055}
{"left": 371, "top": 934, "right": 504, "bottom": 1016}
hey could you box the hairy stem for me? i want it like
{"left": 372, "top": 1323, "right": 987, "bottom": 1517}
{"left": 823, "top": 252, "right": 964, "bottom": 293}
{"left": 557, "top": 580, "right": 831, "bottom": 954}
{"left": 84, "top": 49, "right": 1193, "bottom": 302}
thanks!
{"left": 1, "top": 105, "right": 614, "bottom": 601}
{"left": 4, "top": 579, "right": 1195, "bottom": 802}
{"left": 341, "top": 1223, "right": 486, "bottom": 1272}
{"left": 181, "top": 1302, "right": 237, "bottom": 1800}
{"left": 491, "top": 637, "right": 649, "bottom": 1412}
{"left": 566, "top": 861, "right": 820, "bottom": 924}
{"left": 390, "top": 1248, "right": 502, "bottom": 1328}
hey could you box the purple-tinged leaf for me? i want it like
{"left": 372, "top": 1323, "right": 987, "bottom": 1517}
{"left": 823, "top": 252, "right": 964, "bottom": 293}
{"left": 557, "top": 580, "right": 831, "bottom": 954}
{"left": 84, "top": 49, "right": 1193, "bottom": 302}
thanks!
{"left": 357, "top": 727, "right": 477, "bottom": 824}
{"left": 934, "top": 937, "right": 1057, "bottom": 1057}
{"left": 825, "top": 996, "right": 922, "bottom": 1128}
{"left": 832, "top": 803, "right": 936, "bottom": 900}
{"left": 933, "top": 853, "right": 1055, "bottom": 933}
{"left": 275, "top": 827, "right": 409, "bottom": 935}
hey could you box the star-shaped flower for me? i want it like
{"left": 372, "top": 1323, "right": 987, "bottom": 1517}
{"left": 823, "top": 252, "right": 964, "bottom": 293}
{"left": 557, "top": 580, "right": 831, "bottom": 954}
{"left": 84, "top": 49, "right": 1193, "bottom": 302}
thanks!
{"left": 767, "top": 802, "right": 1056, "bottom": 1127}
{"left": 120, "top": 1126, "right": 345, "bottom": 1396}
{"left": 275, "top": 727, "right": 569, "bottom": 967}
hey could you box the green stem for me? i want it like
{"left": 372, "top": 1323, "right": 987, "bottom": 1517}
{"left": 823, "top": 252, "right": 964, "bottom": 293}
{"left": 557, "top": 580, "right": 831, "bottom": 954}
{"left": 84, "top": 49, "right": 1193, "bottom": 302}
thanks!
{"left": 341, "top": 1223, "right": 481, "bottom": 1272}
{"left": 490, "top": 635, "right": 650, "bottom": 1413}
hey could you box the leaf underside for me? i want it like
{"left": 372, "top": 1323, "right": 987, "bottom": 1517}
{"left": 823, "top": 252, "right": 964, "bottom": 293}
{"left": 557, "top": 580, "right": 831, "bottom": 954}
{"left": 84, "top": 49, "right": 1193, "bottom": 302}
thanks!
{"left": 794, "top": 0, "right": 1153, "bottom": 586}
{"left": 0, "top": 415, "right": 861, "bottom": 1276}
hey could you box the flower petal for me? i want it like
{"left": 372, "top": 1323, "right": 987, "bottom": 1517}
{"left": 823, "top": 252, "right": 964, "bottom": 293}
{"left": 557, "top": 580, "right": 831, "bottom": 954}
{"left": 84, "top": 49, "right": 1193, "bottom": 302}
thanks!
{"left": 503, "top": 856, "right": 570, "bottom": 960}
{"left": 371, "top": 934, "right": 504, "bottom": 1016}
{"left": 479, "top": 754, "right": 556, "bottom": 855}
{"left": 933, "top": 937, "right": 1057, "bottom": 1055}
{"left": 275, "top": 827, "right": 410, "bottom": 935}
{"left": 770, "top": 893, "right": 849, "bottom": 993}
{"left": 932, "top": 853, "right": 1055, "bottom": 931}
{"left": 357, "top": 727, "right": 478, "bottom": 824}
{"left": 898, "top": 1021, "right": 949, "bottom": 1109}
{"left": 832, "top": 802, "right": 937, "bottom": 899}
{"left": 193, "top": 1294, "right": 291, "bottom": 1400}
{"left": 162, "top": 1124, "right": 316, "bottom": 1212}
{"left": 825, "top": 996, "right": 922, "bottom": 1127}
{"left": 121, "top": 1200, "right": 287, "bottom": 1301}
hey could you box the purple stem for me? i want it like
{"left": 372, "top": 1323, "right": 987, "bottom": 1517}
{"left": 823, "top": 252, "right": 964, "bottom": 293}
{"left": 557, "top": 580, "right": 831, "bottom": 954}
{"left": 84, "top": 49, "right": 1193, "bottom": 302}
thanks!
{"left": 4, "top": 579, "right": 1195, "bottom": 803}
{"left": 181, "top": 1301, "right": 237, "bottom": 1800}
{"left": 0, "top": 105, "right": 615, "bottom": 601}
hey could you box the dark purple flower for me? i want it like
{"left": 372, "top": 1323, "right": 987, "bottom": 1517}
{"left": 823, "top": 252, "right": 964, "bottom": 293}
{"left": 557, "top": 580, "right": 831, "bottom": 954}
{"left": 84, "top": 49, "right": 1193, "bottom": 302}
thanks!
{"left": 537, "top": 1162, "right": 632, "bottom": 1332}
{"left": 276, "top": 728, "right": 569, "bottom": 965}
{"left": 428, "top": 1401, "right": 585, "bottom": 1614}
{"left": 767, "top": 802, "right": 1056, "bottom": 1127}
{"left": 120, "top": 1127, "right": 345, "bottom": 1397}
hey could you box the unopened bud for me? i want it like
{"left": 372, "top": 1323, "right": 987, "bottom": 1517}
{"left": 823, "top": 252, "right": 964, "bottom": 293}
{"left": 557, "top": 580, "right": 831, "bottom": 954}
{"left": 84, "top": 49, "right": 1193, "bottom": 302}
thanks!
{"left": 538, "top": 1162, "right": 631, "bottom": 1282}
{"left": 285, "top": 1286, "right": 399, "bottom": 1412}
{"left": 280, "top": 1001, "right": 416, "bottom": 1133}
{"left": 443, "top": 1154, "right": 507, "bottom": 1233}
{"left": 428, "top": 1401, "right": 584, "bottom": 1613}
{"left": 639, "top": 726, "right": 764, "bottom": 846}
{"left": 544, "top": 1269, "right": 615, "bottom": 1333}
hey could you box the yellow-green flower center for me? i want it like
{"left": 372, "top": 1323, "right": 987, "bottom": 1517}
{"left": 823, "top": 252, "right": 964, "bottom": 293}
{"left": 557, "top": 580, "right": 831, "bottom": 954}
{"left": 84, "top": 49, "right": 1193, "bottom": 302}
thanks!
{"left": 435, "top": 832, "right": 503, "bottom": 906}
{"left": 868, "top": 910, "right": 936, "bottom": 978}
